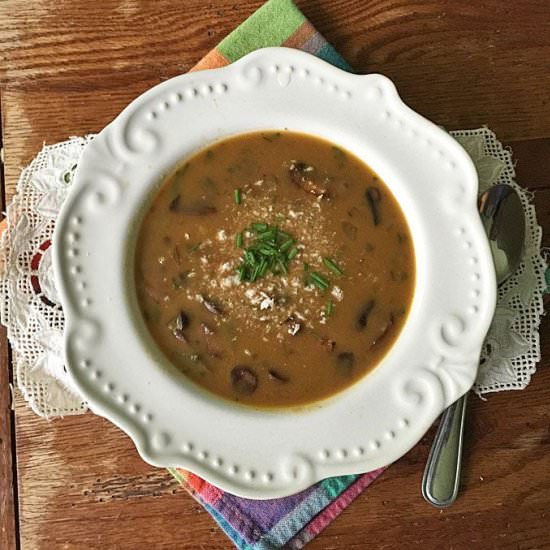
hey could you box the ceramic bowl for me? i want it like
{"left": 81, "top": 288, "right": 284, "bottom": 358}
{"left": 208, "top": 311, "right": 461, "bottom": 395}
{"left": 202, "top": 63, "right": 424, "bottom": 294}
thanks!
{"left": 53, "top": 47, "right": 496, "bottom": 499}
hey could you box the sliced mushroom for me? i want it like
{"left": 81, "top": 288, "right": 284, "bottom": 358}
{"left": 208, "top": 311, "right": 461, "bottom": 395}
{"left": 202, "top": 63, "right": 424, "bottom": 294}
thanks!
{"left": 289, "top": 162, "right": 328, "bottom": 197}
{"left": 231, "top": 366, "right": 258, "bottom": 395}
{"left": 365, "top": 186, "right": 382, "bottom": 226}
{"left": 168, "top": 311, "right": 190, "bottom": 342}
{"left": 335, "top": 352, "right": 355, "bottom": 375}
{"left": 268, "top": 369, "right": 289, "bottom": 383}
{"left": 170, "top": 311, "right": 190, "bottom": 331}
{"left": 200, "top": 295, "right": 223, "bottom": 315}
{"left": 169, "top": 194, "right": 217, "bottom": 215}
{"left": 356, "top": 300, "right": 375, "bottom": 330}
{"left": 371, "top": 315, "right": 395, "bottom": 348}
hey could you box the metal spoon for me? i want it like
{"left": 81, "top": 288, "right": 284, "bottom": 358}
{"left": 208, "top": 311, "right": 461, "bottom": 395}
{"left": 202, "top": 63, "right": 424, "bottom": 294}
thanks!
{"left": 421, "top": 184, "right": 525, "bottom": 508}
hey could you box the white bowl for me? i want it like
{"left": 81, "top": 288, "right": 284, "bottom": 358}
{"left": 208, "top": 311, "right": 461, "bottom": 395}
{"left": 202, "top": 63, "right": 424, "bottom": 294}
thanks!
{"left": 53, "top": 47, "right": 496, "bottom": 499}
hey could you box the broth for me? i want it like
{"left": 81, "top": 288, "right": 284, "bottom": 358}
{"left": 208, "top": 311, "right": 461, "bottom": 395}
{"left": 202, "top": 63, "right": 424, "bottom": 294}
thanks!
{"left": 135, "top": 131, "right": 415, "bottom": 407}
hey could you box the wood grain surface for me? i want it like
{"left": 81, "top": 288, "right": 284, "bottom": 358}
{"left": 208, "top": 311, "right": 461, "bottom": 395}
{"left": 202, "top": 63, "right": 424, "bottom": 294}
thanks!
{"left": 0, "top": 328, "right": 17, "bottom": 550}
{"left": 0, "top": 97, "right": 18, "bottom": 550}
{"left": 1, "top": 1, "right": 549, "bottom": 549}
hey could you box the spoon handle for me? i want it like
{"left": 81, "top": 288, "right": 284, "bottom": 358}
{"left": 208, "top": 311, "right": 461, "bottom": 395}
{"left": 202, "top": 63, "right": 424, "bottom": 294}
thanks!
{"left": 421, "top": 393, "right": 468, "bottom": 508}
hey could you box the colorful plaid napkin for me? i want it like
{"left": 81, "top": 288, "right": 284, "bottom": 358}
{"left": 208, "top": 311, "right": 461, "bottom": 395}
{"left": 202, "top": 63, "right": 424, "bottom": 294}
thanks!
{"left": 169, "top": 1, "right": 386, "bottom": 548}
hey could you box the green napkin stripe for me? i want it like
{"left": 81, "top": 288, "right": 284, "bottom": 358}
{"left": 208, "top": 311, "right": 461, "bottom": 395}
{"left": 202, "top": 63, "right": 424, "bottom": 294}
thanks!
{"left": 320, "top": 474, "right": 359, "bottom": 498}
{"left": 168, "top": 467, "right": 185, "bottom": 483}
{"left": 218, "top": 0, "right": 305, "bottom": 62}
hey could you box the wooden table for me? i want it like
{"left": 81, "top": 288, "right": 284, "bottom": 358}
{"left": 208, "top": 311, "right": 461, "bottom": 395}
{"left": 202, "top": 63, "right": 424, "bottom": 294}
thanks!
{"left": 1, "top": 1, "right": 549, "bottom": 548}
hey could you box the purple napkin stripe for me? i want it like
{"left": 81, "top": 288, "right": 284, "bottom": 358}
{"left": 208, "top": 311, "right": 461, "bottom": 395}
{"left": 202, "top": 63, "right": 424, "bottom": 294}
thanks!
{"left": 175, "top": 469, "right": 386, "bottom": 549}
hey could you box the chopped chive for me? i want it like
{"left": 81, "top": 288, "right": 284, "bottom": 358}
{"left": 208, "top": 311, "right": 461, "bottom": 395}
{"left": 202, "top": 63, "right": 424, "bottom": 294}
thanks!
{"left": 287, "top": 247, "right": 299, "bottom": 260}
{"left": 235, "top": 232, "right": 243, "bottom": 248}
{"left": 323, "top": 257, "right": 343, "bottom": 276}
{"left": 251, "top": 264, "right": 261, "bottom": 281}
{"left": 326, "top": 300, "right": 334, "bottom": 316}
{"left": 310, "top": 278, "right": 327, "bottom": 291}
{"left": 278, "top": 260, "right": 288, "bottom": 275}
{"left": 234, "top": 188, "right": 242, "bottom": 205}
{"left": 251, "top": 222, "right": 268, "bottom": 232}
{"left": 280, "top": 238, "right": 295, "bottom": 252}
{"left": 310, "top": 272, "right": 329, "bottom": 290}
{"left": 234, "top": 222, "right": 302, "bottom": 283}
{"left": 258, "top": 229, "right": 276, "bottom": 240}
{"left": 259, "top": 259, "right": 268, "bottom": 277}
{"left": 259, "top": 246, "right": 277, "bottom": 256}
{"left": 190, "top": 242, "right": 201, "bottom": 252}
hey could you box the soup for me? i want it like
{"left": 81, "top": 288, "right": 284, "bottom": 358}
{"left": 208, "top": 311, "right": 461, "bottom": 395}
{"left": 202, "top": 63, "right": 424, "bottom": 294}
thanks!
{"left": 135, "top": 131, "right": 415, "bottom": 407}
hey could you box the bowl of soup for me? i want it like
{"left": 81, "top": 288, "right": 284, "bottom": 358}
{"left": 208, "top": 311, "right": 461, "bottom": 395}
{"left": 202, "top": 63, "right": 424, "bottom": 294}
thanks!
{"left": 53, "top": 47, "right": 496, "bottom": 499}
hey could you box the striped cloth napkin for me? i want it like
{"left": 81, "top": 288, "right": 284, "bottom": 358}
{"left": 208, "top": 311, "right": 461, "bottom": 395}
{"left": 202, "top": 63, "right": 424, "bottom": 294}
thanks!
{"left": 168, "top": 0, "right": 387, "bottom": 548}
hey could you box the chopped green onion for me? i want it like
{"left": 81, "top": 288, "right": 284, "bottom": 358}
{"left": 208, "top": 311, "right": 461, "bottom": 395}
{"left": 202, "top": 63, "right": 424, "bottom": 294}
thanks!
{"left": 323, "top": 257, "right": 343, "bottom": 276}
{"left": 251, "top": 222, "right": 268, "bottom": 232}
{"left": 259, "top": 259, "right": 268, "bottom": 277}
{"left": 280, "top": 238, "right": 295, "bottom": 252}
{"left": 251, "top": 263, "right": 261, "bottom": 281}
{"left": 234, "top": 188, "right": 242, "bottom": 205}
{"left": 287, "top": 247, "right": 299, "bottom": 260}
{"left": 258, "top": 229, "right": 276, "bottom": 240}
{"left": 235, "top": 232, "right": 243, "bottom": 248}
{"left": 277, "top": 260, "right": 289, "bottom": 275}
{"left": 310, "top": 271, "right": 329, "bottom": 290}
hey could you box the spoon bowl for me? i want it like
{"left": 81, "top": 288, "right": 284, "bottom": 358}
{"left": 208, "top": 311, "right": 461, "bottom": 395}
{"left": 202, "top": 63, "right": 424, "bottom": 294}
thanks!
{"left": 479, "top": 184, "right": 525, "bottom": 284}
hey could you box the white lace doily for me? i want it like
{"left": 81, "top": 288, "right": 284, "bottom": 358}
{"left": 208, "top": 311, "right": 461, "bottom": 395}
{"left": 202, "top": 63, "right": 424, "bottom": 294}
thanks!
{"left": 0, "top": 129, "right": 547, "bottom": 418}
